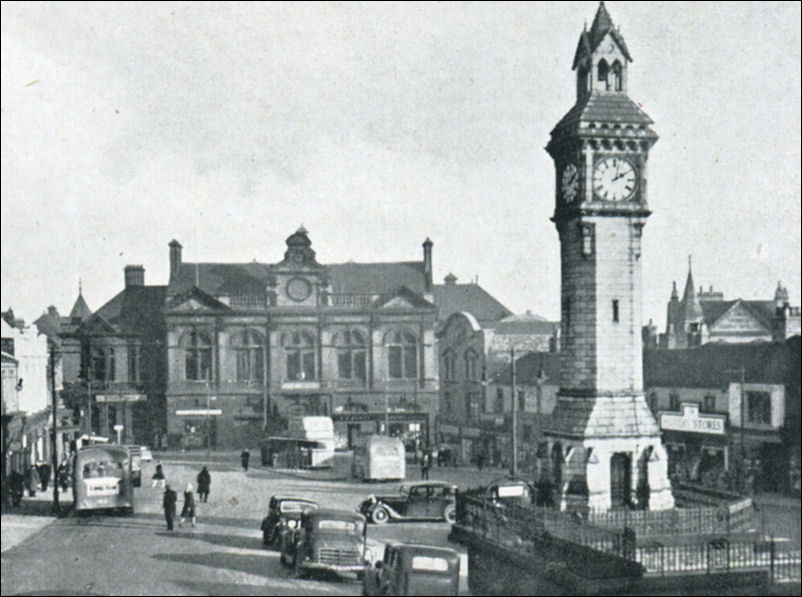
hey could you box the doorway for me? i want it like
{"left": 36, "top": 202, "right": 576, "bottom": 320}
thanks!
{"left": 610, "top": 452, "right": 632, "bottom": 508}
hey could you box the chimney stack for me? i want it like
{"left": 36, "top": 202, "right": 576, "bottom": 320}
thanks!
{"left": 124, "top": 265, "right": 145, "bottom": 288}
{"left": 169, "top": 239, "right": 183, "bottom": 281}
{"left": 422, "top": 238, "right": 433, "bottom": 292}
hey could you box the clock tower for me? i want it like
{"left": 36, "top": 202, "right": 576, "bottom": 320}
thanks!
{"left": 544, "top": 2, "right": 674, "bottom": 512}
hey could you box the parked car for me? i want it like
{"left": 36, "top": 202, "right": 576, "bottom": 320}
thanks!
{"left": 280, "top": 508, "right": 370, "bottom": 577}
{"left": 358, "top": 481, "right": 457, "bottom": 524}
{"left": 363, "top": 541, "right": 460, "bottom": 596}
{"left": 261, "top": 496, "right": 318, "bottom": 548}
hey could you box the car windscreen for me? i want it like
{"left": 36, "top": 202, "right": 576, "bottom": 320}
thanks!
{"left": 317, "top": 519, "right": 364, "bottom": 534}
{"left": 280, "top": 501, "right": 317, "bottom": 513}
{"left": 411, "top": 556, "right": 449, "bottom": 572}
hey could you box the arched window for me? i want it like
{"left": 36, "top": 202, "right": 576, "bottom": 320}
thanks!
{"left": 231, "top": 330, "right": 264, "bottom": 383}
{"left": 611, "top": 60, "right": 622, "bottom": 91}
{"left": 284, "top": 330, "right": 316, "bottom": 381}
{"left": 385, "top": 330, "right": 417, "bottom": 379}
{"left": 464, "top": 349, "right": 478, "bottom": 381}
{"left": 442, "top": 350, "right": 456, "bottom": 381}
{"left": 335, "top": 329, "right": 367, "bottom": 381}
{"left": 597, "top": 59, "right": 609, "bottom": 89}
{"left": 91, "top": 346, "right": 115, "bottom": 382}
{"left": 181, "top": 331, "right": 212, "bottom": 381}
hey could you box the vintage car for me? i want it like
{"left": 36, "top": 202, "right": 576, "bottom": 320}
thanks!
{"left": 261, "top": 496, "right": 318, "bottom": 548}
{"left": 363, "top": 541, "right": 460, "bottom": 596}
{"left": 280, "top": 508, "right": 370, "bottom": 577}
{"left": 358, "top": 481, "right": 457, "bottom": 524}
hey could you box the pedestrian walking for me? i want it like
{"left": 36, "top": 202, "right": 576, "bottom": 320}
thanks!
{"left": 9, "top": 469, "right": 25, "bottom": 507}
{"left": 421, "top": 451, "right": 431, "bottom": 479}
{"left": 38, "top": 462, "right": 52, "bottom": 492}
{"left": 241, "top": 449, "right": 250, "bottom": 472}
{"left": 179, "top": 483, "right": 196, "bottom": 527}
{"left": 24, "top": 465, "right": 40, "bottom": 497}
{"left": 163, "top": 484, "right": 178, "bottom": 531}
{"left": 196, "top": 466, "right": 211, "bottom": 503}
{"left": 152, "top": 461, "right": 165, "bottom": 488}
{"left": 57, "top": 461, "right": 70, "bottom": 493}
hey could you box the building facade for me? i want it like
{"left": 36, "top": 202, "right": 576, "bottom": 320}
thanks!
{"left": 645, "top": 337, "right": 801, "bottom": 496}
{"left": 543, "top": 3, "right": 674, "bottom": 511}
{"left": 164, "top": 228, "right": 439, "bottom": 450}
{"left": 70, "top": 267, "right": 167, "bottom": 445}
{"left": 659, "top": 262, "right": 800, "bottom": 348}
{"left": 437, "top": 307, "right": 558, "bottom": 466}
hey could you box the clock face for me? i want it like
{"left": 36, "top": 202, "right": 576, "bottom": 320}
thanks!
{"left": 561, "top": 163, "right": 579, "bottom": 203}
{"left": 592, "top": 157, "right": 637, "bottom": 201}
{"left": 286, "top": 277, "right": 312, "bottom": 302}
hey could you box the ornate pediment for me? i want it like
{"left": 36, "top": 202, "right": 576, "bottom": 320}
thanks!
{"left": 166, "top": 287, "right": 231, "bottom": 313}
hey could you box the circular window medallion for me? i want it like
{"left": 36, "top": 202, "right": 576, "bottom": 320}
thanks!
{"left": 286, "top": 277, "right": 312, "bottom": 302}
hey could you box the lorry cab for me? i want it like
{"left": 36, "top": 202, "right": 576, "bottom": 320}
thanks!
{"left": 282, "top": 508, "right": 369, "bottom": 577}
{"left": 364, "top": 541, "right": 460, "bottom": 596}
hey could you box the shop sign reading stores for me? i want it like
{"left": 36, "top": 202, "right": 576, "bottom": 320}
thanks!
{"left": 660, "top": 403, "right": 726, "bottom": 435}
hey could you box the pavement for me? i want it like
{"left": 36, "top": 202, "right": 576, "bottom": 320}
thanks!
{"left": 1, "top": 488, "right": 71, "bottom": 553}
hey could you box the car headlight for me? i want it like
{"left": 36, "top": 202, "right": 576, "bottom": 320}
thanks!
{"left": 288, "top": 519, "right": 298, "bottom": 529}
{"left": 369, "top": 495, "right": 376, "bottom": 504}
{"left": 364, "top": 547, "right": 374, "bottom": 562}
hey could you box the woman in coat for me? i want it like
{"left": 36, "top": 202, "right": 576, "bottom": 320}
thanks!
{"left": 196, "top": 466, "right": 211, "bottom": 503}
{"left": 180, "top": 482, "right": 196, "bottom": 527}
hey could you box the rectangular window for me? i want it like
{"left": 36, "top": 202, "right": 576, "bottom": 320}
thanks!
{"left": 302, "top": 351, "right": 315, "bottom": 380}
{"left": 353, "top": 350, "right": 366, "bottom": 381}
{"left": 702, "top": 394, "right": 716, "bottom": 413}
{"left": 612, "top": 299, "right": 620, "bottom": 323}
{"left": 128, "top": 346, "right": 141, "bottom": 383}
{"left": 338, "top": 351, "right": 352, "bottom": 379}
{"left": 464, "top": 394, "right": 472, "bottom": 418}
{"left": 389, "top": 346, "right": 402, "bottom": 379}
{"left": 1, "top": 338, "right": 14, "bottom": 356}
{"left": 669, "top": 392, "right": 680, "bottom": 411}
{"left": 746, "top": 391, "right": 771, "bottom": 425}
{"left": 518, "top": 390, "right": 525, "bottom": 412}
{"left": 287, "top": 352, "right": 300, "bottom": 381}
{"left": 494, "top": 388, "right": 504, "bottom": 414}
{"left": 404, "top": 346, "right": 417, "bottom": 379}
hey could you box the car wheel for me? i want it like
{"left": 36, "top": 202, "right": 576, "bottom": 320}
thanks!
{"left": 444, "top": 503, "right": 457, "bottom": 523}
{"left": 371, "top": 506, "right": 389, "bottom": 524}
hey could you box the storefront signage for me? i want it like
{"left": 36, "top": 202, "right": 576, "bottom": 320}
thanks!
{"left": 660, "top": 403, "right": 726, "bottom": 435}
{"left": 175, "top": 409, "right": 222, "bottom": 416}
{"left": 439, "top": 425, "right": 459, "bottom": 435}
{"left": 95, "top": 394, "right": 146, "bottom": 403}
{"left": 281, "top": 381, "right": 321, "bottom": 391}
{"left": 333, "top": 412, "right": 427, "bottom": 423}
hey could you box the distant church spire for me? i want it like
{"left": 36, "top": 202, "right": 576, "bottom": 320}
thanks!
{"left": 682, "top": 255, "right": 704, "bottom": 323}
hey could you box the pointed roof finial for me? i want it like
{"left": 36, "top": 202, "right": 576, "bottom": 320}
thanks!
{"left": 79, "top": 278, "right": 83, "bottom": 295}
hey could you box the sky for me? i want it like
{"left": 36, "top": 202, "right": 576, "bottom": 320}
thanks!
{"left": 2, "top": 1, "right": 800, "bottom": 331}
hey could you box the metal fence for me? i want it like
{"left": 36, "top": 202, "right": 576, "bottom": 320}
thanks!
{"left": 585, "top": 498, "right": 758, "bottom": 537}
{"left": 455, "top": 492, "right": 800, "bottom": 584}
{"left": 635, "top": 539, "right": 801, "bottom": 582}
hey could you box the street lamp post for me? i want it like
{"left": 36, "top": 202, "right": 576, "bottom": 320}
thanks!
{"left": 510, "top": 347, "right": 518, "bottom": 477}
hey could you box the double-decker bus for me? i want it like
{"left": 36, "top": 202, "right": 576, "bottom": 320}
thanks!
{"left": 352, "top": 435, "right": 406, "bottom": 481}
{"left": 73, "top": 445, "right": 134, "bottom": 514}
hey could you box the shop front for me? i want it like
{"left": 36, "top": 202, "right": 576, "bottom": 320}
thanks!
{"left": 659, "top": 402, "right": 728, "bottom": 487}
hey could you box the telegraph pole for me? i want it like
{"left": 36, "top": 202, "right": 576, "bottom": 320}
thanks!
{"left": 49, "top": 340, "right": 60, "bottom": 516}
{"left": 510, "top": 347, "right": 518, "bottom": 477}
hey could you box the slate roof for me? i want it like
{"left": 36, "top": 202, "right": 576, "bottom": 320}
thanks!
{"left": 492, "top": 351, "right": 560, "bottom": 386}
{"left": 86, "top": 285, "right": 167, "bottom": 336}
{"left": 644, "top": 336, "right": 800, "bottom": 389}
{"left": 69, "top": 292, "right": 92, "bottom": 320}
{"left": 432, "top": 283, "right": 513, "bottom": 325}
{"left": 551, "top": 92, "right": 654, "bottom": 134}
{"left": 572, "top": 1, "right": 632, "bottom": 69}
{"left": 328, "top": 262, "right": 426, "bottom": 296}
{"left": 494, "top": 313, "right": 558, "bottom": 335}
{"left": 700, "top": 299, "right": 775, "bottom": 330}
